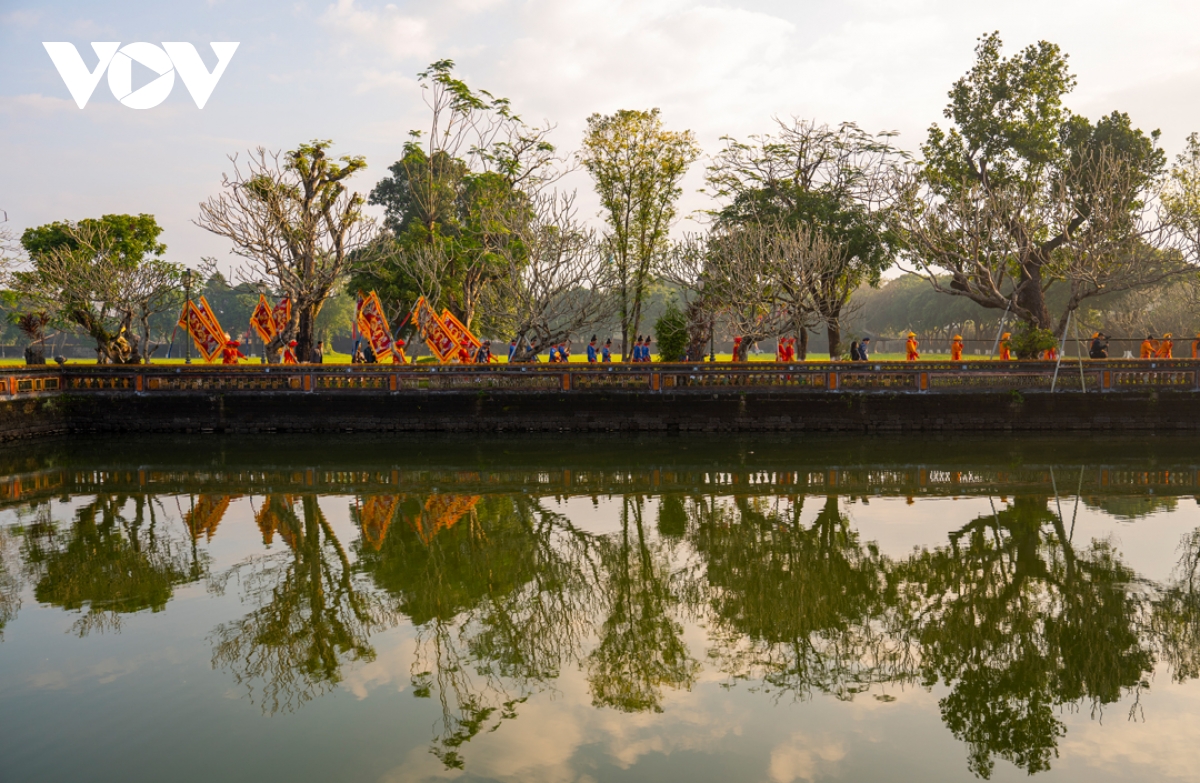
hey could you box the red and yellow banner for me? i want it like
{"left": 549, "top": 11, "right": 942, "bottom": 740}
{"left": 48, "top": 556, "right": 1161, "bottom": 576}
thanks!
{"left": 250, "top": 294, "right": 275, "bottom": 344}
{"left": 441, "top": 309, "right": 480, "bottom": 360}
{"left": 412, "top": 296, "right": 460, "bottom": 362}
{"left": 177, "top": 298, "right": 225, "bottom": 362}
{"left": 250, "top": 295, "right": 291, "bottom": 345}
{"left": 356, "top": 291, "right": 399, "bottom": 362}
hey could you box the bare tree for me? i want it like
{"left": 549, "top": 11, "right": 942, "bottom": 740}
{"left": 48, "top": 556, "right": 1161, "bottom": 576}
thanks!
{"left": 480, "top": 192, "right": 617, "bottom": 361}
{"left": 196, "top": 140, "right": 374, "bottom": 362}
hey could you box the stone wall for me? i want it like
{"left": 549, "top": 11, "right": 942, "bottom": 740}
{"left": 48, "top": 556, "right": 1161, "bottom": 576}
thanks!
{"left": 44, "top": 388, "right": 1200, "bottom": 436}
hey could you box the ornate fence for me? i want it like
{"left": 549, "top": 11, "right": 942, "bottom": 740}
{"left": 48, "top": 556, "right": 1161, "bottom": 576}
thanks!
{"left": 1, "top": 359, "right": 1198, "bottom": 398}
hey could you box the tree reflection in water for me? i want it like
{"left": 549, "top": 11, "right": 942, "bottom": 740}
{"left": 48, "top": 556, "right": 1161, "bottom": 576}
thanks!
{"left": 355, "top": 493, "right": 599, "bottom": 769}
{"left": 9, "top": 476, "right": 1200, "bottom": 779}
{"left": 19, "top": 494, "right": 195, "bottom": 637}
{"left": 209, "top": 495, "right": 392, "bottom": 715}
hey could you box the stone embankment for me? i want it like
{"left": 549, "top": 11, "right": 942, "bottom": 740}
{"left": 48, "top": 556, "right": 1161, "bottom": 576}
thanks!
{"left": 0, "top": 362, "right": 1197, "bottom": 441}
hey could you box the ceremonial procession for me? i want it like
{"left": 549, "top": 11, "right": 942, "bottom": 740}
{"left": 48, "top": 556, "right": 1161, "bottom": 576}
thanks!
{"left": 12, "top": 4, "right": 1200, "bottom": 783}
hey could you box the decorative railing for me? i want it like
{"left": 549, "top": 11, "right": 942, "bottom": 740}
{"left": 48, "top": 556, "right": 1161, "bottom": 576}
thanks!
{"left": 2, "top": 359, "right": 1199, "bottom": 397}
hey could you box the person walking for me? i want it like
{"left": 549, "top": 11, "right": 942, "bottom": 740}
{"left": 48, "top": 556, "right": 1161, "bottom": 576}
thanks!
{"left": 643, "top": 336, "right": 653, "bottom": 362}
{"left": 587, "top": 336, "right": 598, "bottom": 363}
{"left": 602, "top": 338, "right": 612, "bottom": 362}
{"left": 998, "top": 333, "right": 1012, "bottom": 361}
{"left": 508, "top": 338, "right": 518, "bottom": 363}
{"left": 849, "top": 340, "right": 861, "bottom": 361}
{"left": 858, "top": 337, "right": 870, "bottom": 361}
{"left": 1089, "top": 332, "right": 1109, "bottom": 359}
{"left": 950, "top": 335, "right": 964, "bottom": 361}
{"left": 1141, "top": 334, "right": 1158, "bottom": 359}
{"left": 1157, "top": 333, "right": 1174, "bottom": 359}
{"left": 905, "top": 332, "right": 920, "bottom": 361}
{"left": 313, "top": 340, "right": 325, "bottom": 364}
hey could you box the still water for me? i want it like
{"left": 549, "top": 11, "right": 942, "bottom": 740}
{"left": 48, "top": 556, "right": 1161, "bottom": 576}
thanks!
{"left": 2, "top": 434, "right": 1200, "bottom": 782}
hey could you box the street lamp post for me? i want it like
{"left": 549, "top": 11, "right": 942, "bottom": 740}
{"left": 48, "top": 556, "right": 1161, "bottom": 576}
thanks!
{"left": 183, "top": 270, "right": 193, "bottom": 365}
{"left": 256, "top": 282, "right": 267, "bottom": 363}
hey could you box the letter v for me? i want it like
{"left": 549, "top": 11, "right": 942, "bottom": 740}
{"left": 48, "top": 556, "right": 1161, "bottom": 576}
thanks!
{"left": 43, "top": 42, "right": 120, "bottom": 108}
{"left": 162, "top": 42, "right": 239, "bottom": 109}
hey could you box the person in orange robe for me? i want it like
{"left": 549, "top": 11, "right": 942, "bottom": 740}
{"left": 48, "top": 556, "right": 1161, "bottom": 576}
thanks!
{"left": 221, "top": 336, "right": 246, "bottom": 365}
{"left": 1041, "top": 346, "right": 1058, "bottom": 361}
{"left": 776, "top": 337, "right": 785, "bottom": 362}
{"left": 1140, "top": 334, "right": 1158, "bottom": 359}
{"left": 950, "top": 335, "right": 964, "bottom": 361}
{"left": 283, "top": 340, "right": 298, "bottom": 364}
{"left": 999, "top": 332, "right": 1012, "bottom": 361}
{"left": 905, "top": 332, "right": 919, "bottom": 361}
{"left": 1156, "top": 333, "right": 1174, "bottom": 359}
{"left": 785, "top": 337, "right": 797, "bottom": 362}
{"left": 731, "top": 336, "right": 743, "bottom": 362}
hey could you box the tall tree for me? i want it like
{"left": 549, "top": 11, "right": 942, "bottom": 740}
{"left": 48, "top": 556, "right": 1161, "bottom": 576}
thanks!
{"left": 580, "top": 109, "right": 699, "bottom": 359}
{"left": 708, "top": 120, "right": 904, "bottom": 357}
{"left": 899, "top": 32, "right": 1181, "bottom": 335}
{"left": 354, "top": 60, "right": 561, "bottom": 329}
{"left": 196, "top": 140, "right": 373, "bottom": 362}
{"left": 14, "top": 214, "right": 181, "bottom": 363}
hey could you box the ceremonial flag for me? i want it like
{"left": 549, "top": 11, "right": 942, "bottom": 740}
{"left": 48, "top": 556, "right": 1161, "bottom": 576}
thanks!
{"left": 272, "top": 297, "right": 291, "bottom": 335}
{"left": 412, "top": 296, "right": 460, "bottom": 363}
{"left": 440, "top": 309, "right": 481, "bottom": 360}
{"left": 196, "top": 296, "right": 225, "bottom": 338}
{"left": 250, "top": 294, "right": 275, "bottom": 344}
{"left": 356, "top": 291, "right": 398, "bottom": 361}
{"left": 177, "top": 300, "right": 224, "bottom": 362}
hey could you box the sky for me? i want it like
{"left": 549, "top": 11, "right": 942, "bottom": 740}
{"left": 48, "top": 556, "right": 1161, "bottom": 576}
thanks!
{"left": 3, "top": 0, "right": 1200, "bottom": 269}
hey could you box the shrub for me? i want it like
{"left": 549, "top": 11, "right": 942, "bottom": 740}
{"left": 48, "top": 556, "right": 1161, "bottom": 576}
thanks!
{"left": 1008, "top": 321, "right": 1058, "bottom": 360}
{"left": 654, "top": 302, "right": 688, "bottom": 361}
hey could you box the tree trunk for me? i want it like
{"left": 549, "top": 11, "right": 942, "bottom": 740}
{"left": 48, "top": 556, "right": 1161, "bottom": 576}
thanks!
{"left": 297, "top": 306, "right": 315, "bottom": 363}
{"left": 826, "top": 322, "right": 842, "bottom": 360}
{"left": 798, "top": 328, "right": 808, "bottom": 361}
{"left": 1016, "top": 258, "right": 1054, "bottom": 330}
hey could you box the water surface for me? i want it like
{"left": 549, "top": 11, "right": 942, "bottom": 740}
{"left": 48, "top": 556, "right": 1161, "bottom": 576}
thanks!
{"left": 2, "top": 434, "right": 1199, "bottom": 782}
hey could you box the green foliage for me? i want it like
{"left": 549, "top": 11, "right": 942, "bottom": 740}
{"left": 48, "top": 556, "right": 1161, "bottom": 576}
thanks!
{"left": 21, "top": 213, "right": 165, "bottom": 266}
{"left": 653, "top": 301, "right": 688, "bottom": 361}
{"left": 353, "top": 61, "right": 547, "bottom": 329}
{"left": 1008, "top": 321, "right": 1058, "bottom": 359}
{"left": 581, "top": 108, "right": 700, "bottom": 357}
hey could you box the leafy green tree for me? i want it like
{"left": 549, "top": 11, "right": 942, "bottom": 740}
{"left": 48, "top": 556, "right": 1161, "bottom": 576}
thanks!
{"left": 901, "top": 32, "right": 1182, "bottom": 335}
{"left": 353, "top": 61, "right": 558, "bottom": 330}
{"left": 15, "top": 214, "right": 182, "bottom": 362}
{"left": 581, "top": 109, "right": 700, "bottom": 359}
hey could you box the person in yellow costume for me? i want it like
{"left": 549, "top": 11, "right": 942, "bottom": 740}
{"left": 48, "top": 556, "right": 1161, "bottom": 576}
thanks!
{"left": 950, "top": 335, "right": 963, "bottom": 361}
{"left": 1041, "top": 345, "right": 1058, "bottom": 361}
{"left": 1140, "top": 334, "right": 1158, "bottom": 359}
{"left": 905, "top": 332, "right": 920, "bottom": 361}
{"left": 1156, "top": 333, "right": 1174, "bottom": 359}
{"left": 999, "top": 332, "right": 1012, "bottom": 361}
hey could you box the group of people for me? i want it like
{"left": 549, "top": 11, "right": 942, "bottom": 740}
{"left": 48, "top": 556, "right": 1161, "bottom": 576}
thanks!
{"left": 222, "top": 334, "right": 326, "bottom": 365}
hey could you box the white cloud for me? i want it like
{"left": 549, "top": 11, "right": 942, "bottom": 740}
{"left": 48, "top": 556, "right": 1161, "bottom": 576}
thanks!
{"left": 767, "top": 732, "right": 847, "bottom": 783}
